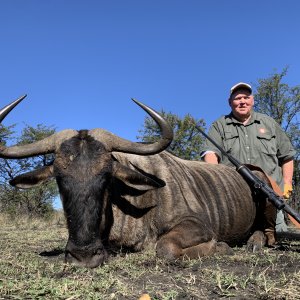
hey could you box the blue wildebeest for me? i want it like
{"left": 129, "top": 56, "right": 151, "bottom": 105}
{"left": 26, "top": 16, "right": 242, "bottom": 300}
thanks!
{"left": 0, "top": 96, "right": 273, "bottom": 268}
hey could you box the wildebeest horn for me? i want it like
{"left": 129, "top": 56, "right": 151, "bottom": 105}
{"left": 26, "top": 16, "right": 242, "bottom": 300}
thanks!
{"left": 90, "top": 98, "right": 173, "bottom": 155}
{"left": 0, "top": 97, "right": 173, "bottom": 158}
{"left": 0, "top": 95, "right": 27, "bottom": 123}
{"left": 0, "top": 95, "right": 78, "bottom": 158}
{"left": 0, "top": 129, "right": 78, "bottom": 158}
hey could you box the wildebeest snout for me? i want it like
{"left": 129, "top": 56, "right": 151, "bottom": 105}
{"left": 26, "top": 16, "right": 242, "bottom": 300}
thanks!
{"left": 65, "top": 239, "right": 108, "bottom": 268}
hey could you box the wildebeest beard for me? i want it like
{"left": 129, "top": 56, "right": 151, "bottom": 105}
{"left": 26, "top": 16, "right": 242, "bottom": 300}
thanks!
{"left": 55, "top": 130, "right": 113, "bottom": 267}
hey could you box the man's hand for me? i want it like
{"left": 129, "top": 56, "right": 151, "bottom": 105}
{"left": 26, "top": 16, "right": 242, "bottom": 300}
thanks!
{"left": 283, "top": 183, "right": 293, "bottom": 199}
{"left": 203, "top": 152, "right": 219, "bottom": 164}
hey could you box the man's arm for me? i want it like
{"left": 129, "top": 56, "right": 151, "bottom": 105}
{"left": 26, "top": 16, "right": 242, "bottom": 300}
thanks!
{"left": 201, "top": 121, "right": 224, "bottom": 164}
{"left": 281, "top": 159, "right": 294, "bottom": 198}
{"left": 274, "top": 122, "right": 295, "bottom": 196}
{"left": 282, "top": 159, "right": 294, "bottom": 185}
{"left": 282, "top": 158, "right": 294, "bottom": 198}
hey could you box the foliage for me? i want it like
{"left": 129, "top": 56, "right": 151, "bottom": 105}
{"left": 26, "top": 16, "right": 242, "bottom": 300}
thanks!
{"left": 0, "top": 124, "right": 57, "bottom": 218}
{"left": 137, "top": 111, "right": 206, "bottom": 160}
{"left": 254, "top": 67, "right": 300, "bottom": 148}
{"left": 253, "top": 67, "right": 300, "bottom": 212}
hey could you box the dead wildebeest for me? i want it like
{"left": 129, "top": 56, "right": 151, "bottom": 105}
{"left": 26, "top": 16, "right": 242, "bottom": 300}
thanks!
{"left": 0, "top": 95, "right": 274, "bottom": 268}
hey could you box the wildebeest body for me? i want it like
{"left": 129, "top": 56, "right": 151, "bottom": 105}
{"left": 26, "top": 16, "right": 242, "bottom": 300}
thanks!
{"left": 109, "top": 151, "right": 256, "bottom": 253}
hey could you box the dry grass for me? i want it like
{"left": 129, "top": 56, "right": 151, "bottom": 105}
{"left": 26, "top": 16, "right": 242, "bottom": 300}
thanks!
{"left": 0, "top": 214, "right": 300, "bottom": 299}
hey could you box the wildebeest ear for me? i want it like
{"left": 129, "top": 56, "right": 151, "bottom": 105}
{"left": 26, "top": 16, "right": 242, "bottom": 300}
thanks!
{"left": 112, "top": 161, "right": 165, "bottom": 191}
{"left": 9, "top": 165, "right": 54, "bottom": 189}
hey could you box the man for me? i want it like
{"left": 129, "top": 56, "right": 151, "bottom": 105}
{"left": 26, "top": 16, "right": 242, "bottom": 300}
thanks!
{"left": 202, "top": 82, "right": 295, "bottom": 243}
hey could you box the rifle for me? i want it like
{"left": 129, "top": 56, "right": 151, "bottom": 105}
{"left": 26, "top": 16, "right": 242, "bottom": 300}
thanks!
{"left": 195, "top": 125, "right": 300, "bottom": 224}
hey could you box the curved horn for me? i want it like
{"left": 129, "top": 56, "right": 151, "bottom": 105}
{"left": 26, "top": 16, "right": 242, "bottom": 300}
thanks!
{"left": 0, "top": 96, "right": 77, "bottom": 158}
{"left": 0, "top": 129, "right": 78, "bottom": 158}
{"left": 90, "top": 99, "right": 173, "bottom": 155}
{"left": 0, "top": 95, "right": 27, "bottom": 123}
{"left": 0, "top": 97, "right": 173, "bottom": 158}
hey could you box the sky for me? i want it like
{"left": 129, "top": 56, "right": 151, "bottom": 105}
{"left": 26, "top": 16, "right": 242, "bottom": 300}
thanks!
{"left": 1, "top": 0, "right": 300, "bottom": 208}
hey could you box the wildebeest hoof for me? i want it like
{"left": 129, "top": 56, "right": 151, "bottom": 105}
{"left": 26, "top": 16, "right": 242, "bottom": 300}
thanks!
{"left": 246, "top": 230, "right": 266, "bottom": 252}
{"left": 156, "top": 240, "right": 182, "bottom": 260}
{"left": 215, "top": 242, "right": 234, "bottom": 255}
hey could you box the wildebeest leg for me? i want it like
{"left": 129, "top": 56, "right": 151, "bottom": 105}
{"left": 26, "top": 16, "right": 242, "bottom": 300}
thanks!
{"left": 246, "top": 230, "right": 266, "bottom": 252}
{"left": 182, "top": 240, "right": 234, "bottom": 258}
{"left": 156, "top": 220, "right": 233, "bottom": 260}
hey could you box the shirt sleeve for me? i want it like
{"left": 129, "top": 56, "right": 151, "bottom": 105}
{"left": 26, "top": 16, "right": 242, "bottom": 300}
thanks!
{"left": 201, "top": 121, "right": 224, "bottom": 159}
{"left": 275, "top": 122, "right": 296, "bottom": 164}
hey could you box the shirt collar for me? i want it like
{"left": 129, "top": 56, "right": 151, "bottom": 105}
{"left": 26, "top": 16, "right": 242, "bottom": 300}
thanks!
{"left": 225, "top": 111, "right": 261, "bottom": 125}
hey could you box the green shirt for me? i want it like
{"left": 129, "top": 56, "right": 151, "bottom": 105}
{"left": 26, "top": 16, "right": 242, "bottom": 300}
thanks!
{"left": 202, "top": 111, "right": 296, "bottom": 189}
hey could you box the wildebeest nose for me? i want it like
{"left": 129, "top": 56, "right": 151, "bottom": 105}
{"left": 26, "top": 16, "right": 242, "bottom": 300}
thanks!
{"left": 65, "top": 241, "right": 108, "bottom": 268}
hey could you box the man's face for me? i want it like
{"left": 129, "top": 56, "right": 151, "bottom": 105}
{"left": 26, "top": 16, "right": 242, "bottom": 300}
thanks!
{"left": 229, "top": 89, "right": 254, "bottom": 121}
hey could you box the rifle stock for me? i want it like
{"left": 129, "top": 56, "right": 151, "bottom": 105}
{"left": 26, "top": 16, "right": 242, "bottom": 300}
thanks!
{"left": 195, "top": 125, "right": 300, "bottom": 224}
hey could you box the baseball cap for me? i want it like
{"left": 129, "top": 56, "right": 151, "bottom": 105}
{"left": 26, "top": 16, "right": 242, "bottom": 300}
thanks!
{"left": 230, "top": 82, "right": 252, "bottom": 96}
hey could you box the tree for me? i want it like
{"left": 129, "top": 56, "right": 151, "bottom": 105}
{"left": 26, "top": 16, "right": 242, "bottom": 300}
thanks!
{"left": 137, "top": 111, "right": 206, "bottom": 160}
{"left": 253, "top": 67, "right": 300, "bottom": 212}
{"left": 0, "top": 124, "right": 58, "bottom": 218}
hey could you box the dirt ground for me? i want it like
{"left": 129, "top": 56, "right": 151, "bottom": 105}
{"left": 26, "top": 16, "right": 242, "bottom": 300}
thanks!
{"left": 42, "top": 229, "right": 300, "bottom": 299}
{"left": 1, "top": 220, "right": 300, "bottom": 299}
{"left": 124, "top": 230, "right": 300, "bottom": 299}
